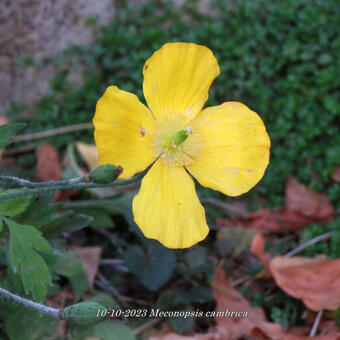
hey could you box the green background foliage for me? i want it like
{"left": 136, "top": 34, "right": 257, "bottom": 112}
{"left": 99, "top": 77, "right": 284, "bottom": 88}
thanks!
{"left": 10, "top": 0, "right": 340, "bottom": 208}
{"left": 2, "top": 0, "right": 340, "bottom": 338}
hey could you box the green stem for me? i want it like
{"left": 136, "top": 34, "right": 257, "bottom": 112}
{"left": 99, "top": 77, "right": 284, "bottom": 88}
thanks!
{"left": 0, "top": 286, "right": 59, "bottom": 318}
{"left": 0, "top": 171, "right": 145, "bottom": 201}
{"left": 0, "top": 175, "right": 86, "bottom": 188}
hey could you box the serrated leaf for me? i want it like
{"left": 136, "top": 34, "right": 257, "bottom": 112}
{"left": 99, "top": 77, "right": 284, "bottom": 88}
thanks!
{"left": 8, "top": 219, "right": 52, "bottom": 301}
{"left": 0, "top": 123, "right": 26, "bottom": 149}
{"left": 124, "top": 241, "right": 176, "bottom": 291}
{"left": 0, "top": 191, "right": 32, "bottom": 217}
{"left": 15, "top": 193, "right": 59, "bottom": 227}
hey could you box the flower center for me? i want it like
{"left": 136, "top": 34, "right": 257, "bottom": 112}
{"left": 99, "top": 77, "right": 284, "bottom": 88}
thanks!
{"left": 154, "top": 113, "right": 202, "bottom": 166}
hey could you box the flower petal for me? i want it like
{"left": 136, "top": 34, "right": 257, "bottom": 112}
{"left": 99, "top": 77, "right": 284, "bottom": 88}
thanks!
{"left": 143, "top": 42, "right": 220, "bottom": 120}
{"left": 187, "top": 102, "right": 270, "bottom": 196}
{"left": 93, "top": 86, "right": 158, "bottom": 179}
{"left": 132, "top": 159, "right": 209, "bottom": 249}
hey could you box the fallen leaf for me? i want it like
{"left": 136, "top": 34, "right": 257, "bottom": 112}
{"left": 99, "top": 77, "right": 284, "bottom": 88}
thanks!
{"left": 76, "top": 142, "right": 98, "bottom": 171}
{"left": 212, "top": 266, "right": 284, "bottom": 340}
{"left": 216, "top": 226, "right": 257, "bottom": 256}
{"left": 285, "top": 177, "right": 334, "bottom": 221}
{"left": 217, "top": 177, "right": 335, "bottom": 233}
{"left": 35, "top": 142, "right": 78, "bottom": 201}
{"left": 36, "top": 142, "right": 62, "bottom": 181}
{"left": 72, "top": 246, "right": 102, "bottom": 287}
{"left": 216, "top": 209, "right": 282, "bottom": 233}
{"left": 250, "top": 232, "right": 271, "bottom": 277}
{"left": 270, "top": 256, "right": 340, "bottom": 311}
{"left": 149, "top": 330, "right": 229, "bottom": 340}
{"left": 150, "top": 266, "right": 340, "bottom": 340}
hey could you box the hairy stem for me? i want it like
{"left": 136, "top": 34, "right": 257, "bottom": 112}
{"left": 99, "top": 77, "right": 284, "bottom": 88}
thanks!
{"left": 0, "top": 171, "right": 145, "bottom": 201}
{"left": 0, "top": 286, "right": 59, "bottom": 318}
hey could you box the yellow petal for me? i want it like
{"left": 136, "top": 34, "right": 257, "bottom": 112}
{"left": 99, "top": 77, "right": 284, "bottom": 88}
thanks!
{"left": 143, "top": 42, "right": 220, "bottom": 120}
{"left": 93, "top": 86, "right": 158, "bottom": 179}
{"left": 132, "top": 159, "right": 209, "bottom": 249}
{"left": 186, "top": 102, "right": 270, "bottom": 196}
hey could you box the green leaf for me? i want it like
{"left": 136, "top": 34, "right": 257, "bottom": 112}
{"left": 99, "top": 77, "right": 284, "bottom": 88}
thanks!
{"left": 15, "top": 193, "right": 59, "bottom": 227}
{"left": 0, "top": 219, "right": 2, "bottom": 234}
{"left": 185, "top": 248, "right": 214, "bottom": 281}
{"left": 168, "top": 306, "right": 195, "bottom": 334}
{"left": 73, "top": 208, "right": 114, "bottom": 228}
{"left": 0, "top": 123, "right": 26, "bottom": 149}
{"left": 156, "top": 292, "right": 195, "bottom": 334}
{"left": 92, "top": 322, "right": 136, "bottom": 340}
{"left": 42, "top": 210, "right": 93, "bottom": 236}
{"left": 89, "top": 292, "right": 119, "bottom": 309}
{"left": 5, "top": 307, "right": 57, "bottom": 340}
{"left": 0, "top": 191, "right": 32, "bottom": 217}
{"left": 54, "top": 252, "right": 89, "bottom": 300}
{"left": 8, "top": 219, "right": 52, "bottom": 301}
{"left": 124, "top": 241, "right": 176, "bottom": 291}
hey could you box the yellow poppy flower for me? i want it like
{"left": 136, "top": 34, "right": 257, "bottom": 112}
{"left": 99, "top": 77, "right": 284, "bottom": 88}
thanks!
{"left": 93, "top": 42, "right": 270, "bottom": 249}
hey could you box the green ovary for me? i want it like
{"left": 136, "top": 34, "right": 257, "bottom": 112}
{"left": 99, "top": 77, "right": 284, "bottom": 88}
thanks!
{"left": 154, "top": 113, "right": 202, "bottom": 166}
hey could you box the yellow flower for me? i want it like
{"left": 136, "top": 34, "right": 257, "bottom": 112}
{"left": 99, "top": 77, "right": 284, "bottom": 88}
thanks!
{"left": 93, "top": 42, "right": 270, "bottom": 249}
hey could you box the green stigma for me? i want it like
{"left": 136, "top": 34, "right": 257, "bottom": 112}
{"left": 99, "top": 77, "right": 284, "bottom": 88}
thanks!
{"left": 170, "top": 127, "right": 193, "bottom": 146}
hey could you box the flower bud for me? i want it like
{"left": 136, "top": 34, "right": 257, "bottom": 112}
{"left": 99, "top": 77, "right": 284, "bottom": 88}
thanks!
{"left": 88, "top": 164, "right": 123, "bottom": 183}
{"left": 60, "top": 301, "right": 107, "bottom": 325}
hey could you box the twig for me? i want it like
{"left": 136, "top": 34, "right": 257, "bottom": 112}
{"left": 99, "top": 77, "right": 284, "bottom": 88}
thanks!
{"left": 133, "top": 318, "right": 162, "bottom": 335}
{"left": 3, "top": 144, "right": 36, "bottom": 156}
{"left": 96, "top": 273, "right": 149, "bottom": 307}
{"left": 100, "top": 259, "right": 124, "bottom": 266}
{"left": 230, "top": 274, "right": 251, "bottom": 287}
{"left": 210, "top": 282, "right": 242, "bottom": 301}
{"left": 11, "top": 122, "right": 93, "bottom": 143}
{"left": 0, "top": 170, "right": 145, "bottom": 200}
{"left": 100, "top": 259, "right": 129, "bottom": 272}
{"left": 96, "top": 273, "right": 129, "bottom": 308}
{"left": 0, "top": 286, "right": 59, "bottom": 318}
{"left": 309, "top": 310, "right": 323, "bottom": 337}
{"left": 284, "top": 231, "right": 336, "bottom": 258}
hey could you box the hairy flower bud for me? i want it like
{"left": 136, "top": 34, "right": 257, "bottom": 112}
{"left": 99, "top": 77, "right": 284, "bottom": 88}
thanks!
{"left": 60, "top": 301, "right": 107, "bottom": 325}
{"left": 88, "top": 164, "right": 123, "bottom": 183}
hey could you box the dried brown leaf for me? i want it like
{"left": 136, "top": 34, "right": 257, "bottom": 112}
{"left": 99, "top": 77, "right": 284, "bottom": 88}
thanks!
{"left": 35, "top": 142, "right": 62, "bottom": 181}
{"left": 72, "top": 246, "right": 102, "bottom": 287}
{"left": 250, "top": 232, "right": 271, "bottom": 277}
{"left": 331, "top": 167, "right": 340, "bottom": 183}
{"left": 270, "top": 256, "right": 340, "bottom": 311}
{"left": 285, "top": 177, "right": 334, "bottom": 221}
